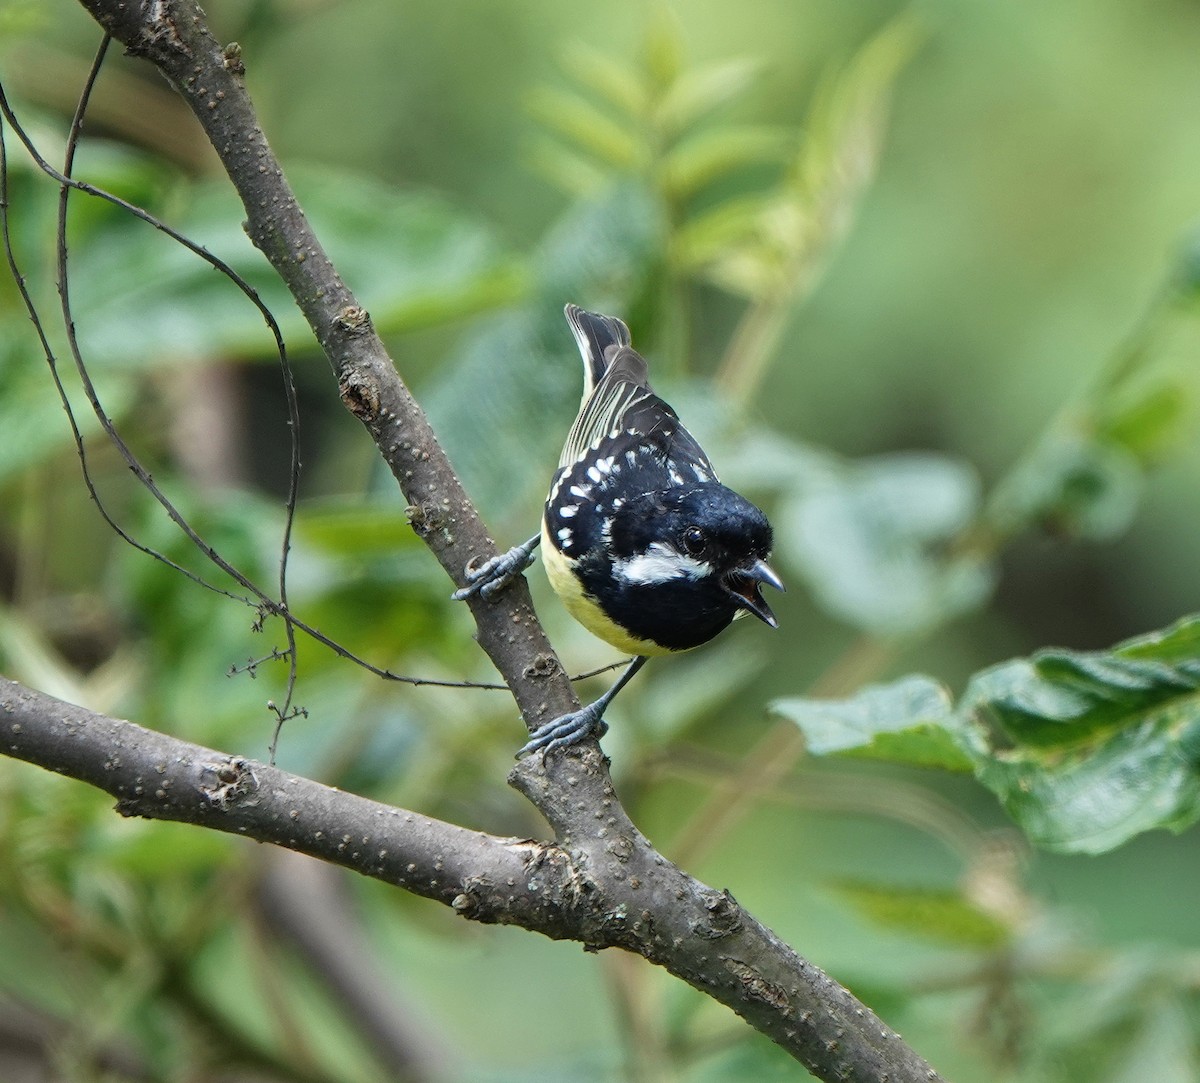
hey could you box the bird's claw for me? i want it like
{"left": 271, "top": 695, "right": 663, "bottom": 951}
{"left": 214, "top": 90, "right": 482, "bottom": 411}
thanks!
{"left": 516, "top": 706, "right": 608, "bottom": 758}
{"left": 451, "top": 540, "right": 538, "bottom": 602}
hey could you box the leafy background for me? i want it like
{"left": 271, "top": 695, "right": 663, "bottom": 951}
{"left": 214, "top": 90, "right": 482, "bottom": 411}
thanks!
{"left": 2, "top": 0, "right": 1200, "bottom": 1080}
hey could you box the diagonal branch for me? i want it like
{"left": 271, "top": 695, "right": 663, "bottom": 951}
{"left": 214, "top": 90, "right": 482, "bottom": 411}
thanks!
{"left": 2, "top": 2, "right": 950, "bottom": 1078}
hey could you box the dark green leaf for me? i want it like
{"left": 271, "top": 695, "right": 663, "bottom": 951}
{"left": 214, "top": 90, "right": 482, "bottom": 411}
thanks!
{"left": 987, "top": 429, "right": 1143, "bottom": 541}
{"left": 963, "top": 616, "right": 1200, "bottom": 853}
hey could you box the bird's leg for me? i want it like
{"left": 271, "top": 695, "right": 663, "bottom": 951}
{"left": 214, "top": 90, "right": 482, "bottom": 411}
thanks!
{"left": 451, "top": 534, "right": 541, "bottom": 601}
{"left": 517, "top": 656, "right": 649, "bottom": 758}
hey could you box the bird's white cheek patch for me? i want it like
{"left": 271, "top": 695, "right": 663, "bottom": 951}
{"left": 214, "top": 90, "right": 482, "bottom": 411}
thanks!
{"left": 615, "top": 544, "right": 712, "bottom": 585}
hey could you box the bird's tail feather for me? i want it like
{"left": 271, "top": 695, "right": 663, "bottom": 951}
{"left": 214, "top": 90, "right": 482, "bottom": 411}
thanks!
{"left": 565, "top": 303, "right": 632, "bottom": 397}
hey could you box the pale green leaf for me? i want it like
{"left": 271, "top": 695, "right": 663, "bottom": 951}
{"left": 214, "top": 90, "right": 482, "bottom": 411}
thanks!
{"left": 783, "top": 452, "right": 993, "bottom": 636}
{"left": 560, "top": 42, "right": 649, "bottom": 118}
{"left": 657, "top": 56, "right": 765, "bottom": 133}
{"left": 661, "top": 125, "right": 790, "bottom": 200}
{"left": 527, "top": 87, "right": 643, "bottom": 169}
{"left": 830, "top": 881, "right": 1012, "bottom": 948}
{"left": 771, "top": 675, "right": 971, "bottom": 771}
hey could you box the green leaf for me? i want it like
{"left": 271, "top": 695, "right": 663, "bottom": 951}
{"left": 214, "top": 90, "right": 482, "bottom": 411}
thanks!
{"left": 661, "top": 125, "right": 790, "bottom": 200}
{"left": 1094, "top": 377, "right": 1190, "bottom": 462}
{"left": 657, "top": 56, "right": 765, "bottom": 134}
{"left": 671, "top": 193, "right": 777, "bottom": 272}
{"left": 527, "top": 137, "right": 614, "bottom": 196}
{"left": 69, "top": 164, "right": 522, "bottom": 368}
{"left": 0, "top": 345, "right": 137, "bottom": 483}
{"left": 527, "top": 87, "right": 643, "bottom": 170}
{"left": 296, "top": 502, "right": 426, "bottom": 555}
{"left": 783, "top": 452, "right": 994, "bottom": 636}
{"left": 829, "top": 880, "right": 1012, "bottom": 948}
{"left": 987, "top": 428, "right": 1143, "bottom": 541}
{"left": 771, "top": 675, "right": 972, "bottom": 771}
{"left": 641, "top": 7, "right": 685, "bottom": 91}
{"left": 963, "top": 616, "right": 1200, "bottom": 853}
{"left": 423, "top": 184, "right": 661, "bottom": 526}
{"left": 1104, "top": 1000, "right": 1199, "bottom": 1083}
{"left": 559, "top": 43, "right": 649, "bottom": 119}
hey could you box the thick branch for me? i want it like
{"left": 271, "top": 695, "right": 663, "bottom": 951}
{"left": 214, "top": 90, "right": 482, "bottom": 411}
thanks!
{"left": 3, "top": 679, "right": 941, "bottom": 1082}
{"left": 27, "top": 3, "right": 947, "bottom": 1078}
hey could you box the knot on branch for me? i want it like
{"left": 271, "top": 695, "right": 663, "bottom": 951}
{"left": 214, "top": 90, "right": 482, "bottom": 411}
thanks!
{"left": 333, "top": 304, "right": 372, "bottom": 335}
{"left": 523, "top": 653, "right": 561, "bottom": 682}
{"left": 693, "top": 888, "right": 743, "bottom": 939}
{"left": 404, "top": 502, "right": 441, "bottom": 538}
{"left": 198, "top": 757, "right": 260, "bottom": 811}
{"left": 338, "top": 369, "right": 381, "bottom": 422}
{"left": 724, "top": 957, "right": 791, "bottom": 1012}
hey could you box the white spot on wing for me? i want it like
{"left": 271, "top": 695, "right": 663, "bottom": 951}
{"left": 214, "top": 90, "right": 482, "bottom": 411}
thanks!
{"left": 557, "top": 527, "right": 573, "bottom": 545}
{"left": 569, "top": 484, "right": 590, "bottom": 499}
{"left": 559, "top": 504, "right": 578, "bottom": 518}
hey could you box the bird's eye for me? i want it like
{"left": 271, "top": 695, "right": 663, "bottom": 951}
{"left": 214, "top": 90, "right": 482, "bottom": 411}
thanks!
{"left": 681, "top": 526, "right": 706, "bottom": 556}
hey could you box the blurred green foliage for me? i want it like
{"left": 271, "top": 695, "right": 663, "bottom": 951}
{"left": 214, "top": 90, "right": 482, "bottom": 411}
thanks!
{"left": 3, "top": 2, "right": 1200, "bottom": 1081}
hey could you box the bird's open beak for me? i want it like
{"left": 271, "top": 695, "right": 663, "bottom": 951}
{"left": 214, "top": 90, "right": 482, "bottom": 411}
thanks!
{"left": 723, "top": 558, "right": 785, "bottom": 628}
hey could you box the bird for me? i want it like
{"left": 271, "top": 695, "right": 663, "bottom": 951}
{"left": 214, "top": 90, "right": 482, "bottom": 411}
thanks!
{"left": 453, "top": 303, "right": 784, "bottom": 756}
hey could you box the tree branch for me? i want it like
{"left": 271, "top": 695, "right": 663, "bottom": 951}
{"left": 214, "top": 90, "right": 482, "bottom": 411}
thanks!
{"left": 4, "top": 3, "right": 947, "bottom": 1078}
{"left": 3, "top": 677, "right": 940, "bottom": 1081}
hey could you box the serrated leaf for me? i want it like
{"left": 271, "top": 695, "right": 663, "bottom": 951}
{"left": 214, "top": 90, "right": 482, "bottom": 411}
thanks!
{"left": 771, "top": 675, "right": 972, "bottom": 771}
{"left": 661, "top": 125, "right": 790, "bottom": 200}
{"left": 560, "top": 42, "right": 649, "bottom": 119}
{"left": 829, "top": 881, "right": 1011, "bottom": 948}
{"left": 657, "top": 56, "right": 765, "bottom": 134}
{"left": 963, "top": 616, "right": 1200, "bottom": 853}
{"left": 527, "top": 87, "right": 642, "bottom": 170}
{"left": 784, "top": 452, "right": 994, "bottom": 636}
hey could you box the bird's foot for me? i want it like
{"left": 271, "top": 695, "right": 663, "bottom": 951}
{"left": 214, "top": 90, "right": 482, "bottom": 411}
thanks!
{"left": 451, "top": 536, "right": 539, "bottom": 601}
{"left": 517, "top": 704, "right": 609, "bottom": 758}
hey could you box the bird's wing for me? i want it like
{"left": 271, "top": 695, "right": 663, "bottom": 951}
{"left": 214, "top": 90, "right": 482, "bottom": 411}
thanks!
{"left": 559, "top": 346, "right": 716, "bottom": 479}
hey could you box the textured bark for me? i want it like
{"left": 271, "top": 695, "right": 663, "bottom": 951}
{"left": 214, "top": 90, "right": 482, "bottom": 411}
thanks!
{"left": 4, "top": 3, "right": 948, "bottom": 1078}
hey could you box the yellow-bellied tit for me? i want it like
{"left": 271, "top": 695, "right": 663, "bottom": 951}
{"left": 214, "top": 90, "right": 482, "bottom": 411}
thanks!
{"left": 453, "top": 304, "right": 784, "bottom": 756}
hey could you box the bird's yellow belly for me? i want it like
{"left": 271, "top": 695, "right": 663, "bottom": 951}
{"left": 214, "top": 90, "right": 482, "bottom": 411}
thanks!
{"left": 541, "top": 522, "right": 677, "bottom": 657}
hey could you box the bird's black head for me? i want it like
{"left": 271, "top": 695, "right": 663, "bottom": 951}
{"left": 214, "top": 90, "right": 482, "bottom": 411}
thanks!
{"left": 605, "top": 482, "right": 784, "bottom": 647}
